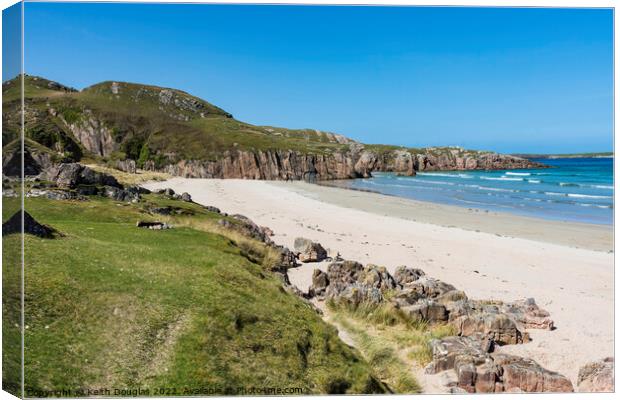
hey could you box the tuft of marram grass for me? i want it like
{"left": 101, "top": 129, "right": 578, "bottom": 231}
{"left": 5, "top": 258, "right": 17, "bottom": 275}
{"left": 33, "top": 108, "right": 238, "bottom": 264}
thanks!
{"left": 326, "top": 298, "right": 456, "bottom": 392}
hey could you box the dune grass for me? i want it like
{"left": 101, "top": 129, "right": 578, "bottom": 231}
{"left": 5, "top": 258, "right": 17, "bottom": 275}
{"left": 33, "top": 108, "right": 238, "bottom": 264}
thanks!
{"left": 326, "top": 299, "right": 456, "bottom": 394}
{"left": 83, "top": 164, "right": 171, "bottom": 186}
{"left": 2, "top": 194, "right": 384, "bottom": 396}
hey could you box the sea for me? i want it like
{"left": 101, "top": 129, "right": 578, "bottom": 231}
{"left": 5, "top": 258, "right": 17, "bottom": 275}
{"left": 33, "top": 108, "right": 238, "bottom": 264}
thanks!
{"left": 341, "top": 158, "right": 614, "bottom": 225}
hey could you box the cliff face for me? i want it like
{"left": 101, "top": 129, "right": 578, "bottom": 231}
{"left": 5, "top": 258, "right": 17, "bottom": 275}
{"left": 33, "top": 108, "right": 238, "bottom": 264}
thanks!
{"left": 142, "top": 148, "right": 545, "bottom": 181}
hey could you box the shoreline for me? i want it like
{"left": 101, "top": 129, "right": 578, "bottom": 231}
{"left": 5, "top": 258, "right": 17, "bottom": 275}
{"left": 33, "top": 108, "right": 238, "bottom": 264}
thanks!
{"left": 143, "top": 177, "right": 614, "bottom": 391}
{"left": 305, "top": 180, "right": 612, "bottom": 252}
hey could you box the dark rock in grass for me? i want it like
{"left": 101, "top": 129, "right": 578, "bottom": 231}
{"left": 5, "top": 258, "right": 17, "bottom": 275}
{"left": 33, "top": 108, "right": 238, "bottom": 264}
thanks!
{"left": 294, "top": 237, "right": 327, "bottom": 263}
{"left": 150, "top": 206, "right": 173, "bottom": 215}
{"left": 45, "top": 190, "right": 84, "bottom": 201}
{"left": 577, "top": 357, "right": 614, "bottom": 392}
{"left": 163, "top": 188, "right": 175, "bottom": 196}
{"left": 219, "top": 214, "right": 272, "bottom": 244}
{"left": 203, "top": 205, "right": 221, "bottom": 214}
{"left": 3, "top": 148, "right": 44, "bottom": 176}
{"left": 76, "top": 185, "right": 100, "bottom": 196}
{"left": 3, "top": 210, "right": 58, "bottom": 238}
{"left": 136, "top": 221, "right": 171, "bottom": 230}
{"left": 180, "top": 192, "right": 192, "bottom": 202}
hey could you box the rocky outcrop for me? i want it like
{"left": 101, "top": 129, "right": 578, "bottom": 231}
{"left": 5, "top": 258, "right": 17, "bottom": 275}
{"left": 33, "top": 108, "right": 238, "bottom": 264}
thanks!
{"left": 577, "top": 357, "right": 614, "bottom": 392}
{"left": 64, "top": 111, "right": 117, "bottom": 157}
{"left": 2, "top": 144, "right": 55, "bottom": 177}
{"left": 115, "top": 159, "right": 137, "bottom": 174}
{"left": 426, "top": 336, "right": 573, "bottom": 393}
{"left": 141, "top": 147, "right": 545, "bottom": 181}
{"left": 217, "top": 214, "right": 273, "bottom": 244}
{"left": 305, "top": 261, "right": 572, "bottom": 392}
{"left": 43, "top": 163, "right": 121, "bottom": 189}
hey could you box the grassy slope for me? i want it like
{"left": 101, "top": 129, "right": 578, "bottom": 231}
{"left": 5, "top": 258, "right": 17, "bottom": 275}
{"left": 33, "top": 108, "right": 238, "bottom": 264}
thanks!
{"left": 2, "top": 194, "right": 382, "bottom": 396}
{"left": 2, "top": 76, "right": 351, "bottom": 164}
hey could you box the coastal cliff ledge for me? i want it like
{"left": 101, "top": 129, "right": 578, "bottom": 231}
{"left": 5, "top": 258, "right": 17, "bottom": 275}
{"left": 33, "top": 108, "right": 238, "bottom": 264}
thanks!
{"left": 142, "top": 148, "right": 545, "bottom": 181}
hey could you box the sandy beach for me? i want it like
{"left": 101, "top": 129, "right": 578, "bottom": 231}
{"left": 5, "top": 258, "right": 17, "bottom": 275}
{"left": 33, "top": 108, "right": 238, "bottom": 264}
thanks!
{"left": 144, "top": 178, "right": 614, "bottom": 391}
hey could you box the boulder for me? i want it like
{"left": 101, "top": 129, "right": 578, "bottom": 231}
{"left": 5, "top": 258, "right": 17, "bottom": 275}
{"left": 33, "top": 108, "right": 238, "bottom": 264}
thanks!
{"left": 358, "top": 264, "right": 397, "bottom": 291}
{"left": 44, "top": 163, "right": 121, "bottom": 189}
{"left": 337, "top": 284, "right": 384, "bottom": 306}
{"left": 405, "top": 276, "right": 457, "bottom": 299}
{"left": 400, "top": 299, "right": 448, "bottom": 323}
{"left": 452, "top": 312, "right": 526, "bottom": 345}
{"left": 294, "top": 237, "right": 327, "bottom": 263}
{"left": 577, "top": 357, "right": 614, "bottom": 392}
{"left": 261, "top": 226, "right": 274, "bottom": 237}
{"left": 425, "top": 335, "right": 491, "bottom": 375}
{"left": 455, "top": 356, "right": 477, "bottom": 393}
{"left": 324, "top": 260, "right": 364, "bottom": 298}
{"left": 180, "top": 192, "right": 192, "bottom": 202}
{"left": 136, "top": 221, "right": 171, "bottom": 230}
{"left": 309, "top": 269, "right": 329, "bottom": 298}
{"left": 203, "top": 205, "right": 221, "bottom": 214}
{"left": 500, "top": 298, "right": 554, "bottom": 330}
{"left": 393, "top": 265, "right": 425, "bottom": 285}
{"left": 2, "top": 211, "right": 58, "bottom": 238}
{"left": 493, "top": 354, "right": 574, "bottom": 393}
{"left": 268, "top": 246, "right": 298, "bottom": 273}
{"left": 426, "top": 337, "right": 573, "bottom": 393}
{"left": 150, "top": 206, "right": 173, "bottom": 215}
{"left": 217, "top": 214, "right": 272, "bottom": 243}
{"left": 102, "top": 185, "right": 141, "bottom": 202}
{"left": 115, "top": 159, "right": 136, "bottom": 174}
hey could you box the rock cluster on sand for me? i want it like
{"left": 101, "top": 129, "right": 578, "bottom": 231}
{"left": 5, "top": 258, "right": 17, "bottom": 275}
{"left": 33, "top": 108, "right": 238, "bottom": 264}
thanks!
{"left": 306, "top": 256, "right": 573, "bottom": 393}
{"left": 577, "top": 357, "right": 614, "bottom": 392}
{"left": 426, "top": 336, "right": 573, "bottom": 393}
{"left": 294, "top": 237, "right": 328, "bottom": 263}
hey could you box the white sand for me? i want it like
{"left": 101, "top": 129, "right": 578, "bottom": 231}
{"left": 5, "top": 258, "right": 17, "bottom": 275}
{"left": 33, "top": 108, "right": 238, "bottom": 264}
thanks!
{"left": 144, "top": 178, "right": 614, "bottom": 391}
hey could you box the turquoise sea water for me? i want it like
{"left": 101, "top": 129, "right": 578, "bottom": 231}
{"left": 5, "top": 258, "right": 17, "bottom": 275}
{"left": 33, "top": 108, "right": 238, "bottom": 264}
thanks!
{"left": 343, "top": 158, "right": 613, "bottom": 225}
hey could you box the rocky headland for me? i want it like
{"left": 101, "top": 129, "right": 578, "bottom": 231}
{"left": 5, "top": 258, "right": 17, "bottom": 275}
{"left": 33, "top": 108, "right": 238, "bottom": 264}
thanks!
{"left": 3, "top": 75, "right": 546, "bottom": 182}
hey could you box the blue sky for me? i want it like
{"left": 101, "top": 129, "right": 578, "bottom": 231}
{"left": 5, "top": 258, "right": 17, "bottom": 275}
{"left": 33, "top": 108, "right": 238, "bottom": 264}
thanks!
{"left": 18, "top": 3, "right": 614, "bottom": 153}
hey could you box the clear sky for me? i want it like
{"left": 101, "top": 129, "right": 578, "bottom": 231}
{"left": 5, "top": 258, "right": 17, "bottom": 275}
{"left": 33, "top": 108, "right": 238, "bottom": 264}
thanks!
{"left": 19, "top": 2, "right": 614, "bottom": 154}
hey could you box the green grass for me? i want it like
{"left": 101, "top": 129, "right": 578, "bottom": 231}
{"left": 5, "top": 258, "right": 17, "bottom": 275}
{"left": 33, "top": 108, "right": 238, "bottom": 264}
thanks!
{"left": 326, "top": 300, "right": 456, "bottom": 393}
{"left": 2, "top": 195, "right": 384, "bottom": 396}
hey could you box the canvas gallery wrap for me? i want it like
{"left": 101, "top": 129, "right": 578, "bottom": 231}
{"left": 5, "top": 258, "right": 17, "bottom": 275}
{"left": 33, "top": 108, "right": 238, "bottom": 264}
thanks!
{"left": 1, "top": 1, "right": 614, "bottom": 397}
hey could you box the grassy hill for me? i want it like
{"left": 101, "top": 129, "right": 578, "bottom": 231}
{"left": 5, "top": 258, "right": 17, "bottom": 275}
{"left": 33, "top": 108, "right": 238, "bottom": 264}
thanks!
{"left": 4, "top": 75, "right": 522, "bottom": 177}
{"left": 2, "top": 75, "right": 356, "bottom": 168}
{"left": 3, "top": 191, "right": 385, "bottom": 396}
